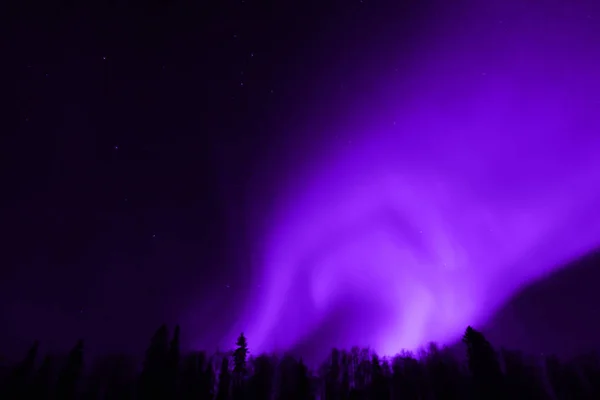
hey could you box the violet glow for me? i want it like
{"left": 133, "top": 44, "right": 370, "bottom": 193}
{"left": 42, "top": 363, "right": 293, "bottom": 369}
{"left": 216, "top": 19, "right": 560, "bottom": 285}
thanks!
{"left": 241, "top": 1, "right": 600, "bottom": 357}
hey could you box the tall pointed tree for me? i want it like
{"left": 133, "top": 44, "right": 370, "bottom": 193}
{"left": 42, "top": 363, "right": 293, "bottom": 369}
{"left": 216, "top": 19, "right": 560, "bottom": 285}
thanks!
{"left": 232, "top": 333, "right": 249, "bottom": 376}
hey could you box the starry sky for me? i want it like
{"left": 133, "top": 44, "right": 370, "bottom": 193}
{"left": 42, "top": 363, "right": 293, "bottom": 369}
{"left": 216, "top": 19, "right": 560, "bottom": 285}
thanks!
{"left": 3, "top": 0, "right": 411, "bottom": 360}
{"left": 3, "top": 0, "right": 600, "bottom": 364}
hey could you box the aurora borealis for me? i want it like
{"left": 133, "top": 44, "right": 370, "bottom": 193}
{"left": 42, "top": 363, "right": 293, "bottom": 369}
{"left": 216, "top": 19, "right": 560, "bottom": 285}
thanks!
{"left": 240, "top": 0, "right": 600, "bottom": 358}
{"left": 5, "top": 0, "right": 600, "bottom": 366}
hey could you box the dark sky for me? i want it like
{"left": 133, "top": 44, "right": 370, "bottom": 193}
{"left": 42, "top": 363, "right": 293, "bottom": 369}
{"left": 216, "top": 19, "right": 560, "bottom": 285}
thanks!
{"left": 2, "top": 0, "right": 600, "bottom": 364}
{"left": 2, "top": 0, "right": 425, "bottom": 361}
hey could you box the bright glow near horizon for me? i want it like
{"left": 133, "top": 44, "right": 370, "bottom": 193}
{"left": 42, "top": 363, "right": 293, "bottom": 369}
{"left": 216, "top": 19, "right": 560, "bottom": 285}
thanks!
{"left": 239, "top": 1, "right": 600, "bottom": 358}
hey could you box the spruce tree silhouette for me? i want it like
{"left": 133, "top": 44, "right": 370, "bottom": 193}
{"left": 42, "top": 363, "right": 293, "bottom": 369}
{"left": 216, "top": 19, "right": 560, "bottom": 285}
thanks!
{"left": 11, "top": 323, "right": 600, "bottom": 399}
{"left": 167, "top": 324, "right": 181, "bottom": 397}
{"left": 30, "top": 355, "right": 54, "bottom": 400}
{"left": 3, "top": 340, "right": 39, "bottom": 399}
{"left": 462, "top": 326, "right": 504, "bottom": 400}
{"left": 139, "top": 324, "right": 170, "bottom": 400}
{"left": 98, "top": 354, "right": 136, "bottom": 400}
{"left": 278, "top": 355, "right": 302, "bottom": 400}
{"left": 248, "top": 354, "right": 275, "bottom": 400}
{"left": 216, "top": 356, "right": 231, "bottom": 400}
{"left": 277, "top": 355, "right": 294, "bottom": 400}
{"left": 180, "top": 352, "right": 203, "bottom": 399}
{"left": 232, "top": 333, "right": 248, "bottom": 400}
{"left": 203, "top": 355, "right": 216, "bottom": 399}
{"left": 277, "top": 355, "right": 313, "bottom": 400}
{"left": 340, "top": 351, "right": 351, "bottom": 400}
{"left": 80, "top": 372, "right": 102, "bottom": 400}
{"left": 55, "top": 339, "right": 84, "bottom": 400}
{"left": 425, "top": 343, "right": 462, "bottom": 400}
{"left": 325, "top": 348, "right": 341, "bottom": 400}
{"left": 233, "top": 333, "right": 248, "bottom": 376}
{"left": 295, "top": 358, "right": 311, "bottom": 400}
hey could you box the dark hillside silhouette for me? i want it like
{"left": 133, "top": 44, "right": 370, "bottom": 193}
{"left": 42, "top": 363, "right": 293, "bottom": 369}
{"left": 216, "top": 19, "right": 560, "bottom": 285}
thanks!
{"left": 483, "top": 249, "right": 600, "bottom": 358}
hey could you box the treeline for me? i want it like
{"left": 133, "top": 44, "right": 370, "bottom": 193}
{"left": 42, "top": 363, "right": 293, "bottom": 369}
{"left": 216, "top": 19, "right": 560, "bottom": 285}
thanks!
{"left": 1, "top": 325, "right": 600, "bottom": 399}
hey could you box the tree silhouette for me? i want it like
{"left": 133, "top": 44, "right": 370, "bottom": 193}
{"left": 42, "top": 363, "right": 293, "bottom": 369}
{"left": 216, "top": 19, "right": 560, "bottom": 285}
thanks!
{"left": 546, "top": 355, "right": 588, "bottom": 399}
{"left": 139, "top": 324, "right": 170, "bottom": 400}
{"left": 97, "top": 354, "right": 136, "bottom": 400}
{"left": 231, "top": 333, "right": 248, "bottom": 399}
{"left": 31, "top": 355, "right": 54, "bottom": 400}
{"left": 55, "top": 339, "right": 84, "bottom": 400}
{"left": 370, "top": 353, "right": 390, "bottom": 400}
{"left": 462, "top": 326, "right": 504, "bottom": 399}
{"left": 500, "top": 348, "right": 549, "bottom": 400}
{"left": 203, "top": 356, "right": 216, "bottom": 399}
{"left": 425, "top": 343, "right": 463, "bottom": 400}
{"left": 324, "top": 348, "right": 341, "bottom": 400}
{"left": 295, "top": 358, "right": 312, "bottom": 400}
{"left": 216, "top": 356, "right": 231, "bottom": 400}
{"left": 3, "top": 340, "right": 39, "bottom": 399}
{"left": 167, "top": 324, "right": 181, "bottom": 397}
{"left": 5, "top": 324, "right": 600, "bottom": 399}
{"left": 180, "top": 352, "right": 203, "bottom": 399}
{"left": 233, "top": 333, "right": 249, "bottom": 376}
{"left": 576, "top": 352, "right": 600, "bottom": 399}
{"left": 248, "top": 354, "right": 275, "bottom": 400}
{"left": 340, "top": 351, "right": 351, "bottom": 400}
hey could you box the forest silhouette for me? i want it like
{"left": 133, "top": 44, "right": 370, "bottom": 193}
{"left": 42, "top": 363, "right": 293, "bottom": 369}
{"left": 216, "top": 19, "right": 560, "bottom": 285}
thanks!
{"left": 1, "top": 324, "right": 600, "bottom": 400}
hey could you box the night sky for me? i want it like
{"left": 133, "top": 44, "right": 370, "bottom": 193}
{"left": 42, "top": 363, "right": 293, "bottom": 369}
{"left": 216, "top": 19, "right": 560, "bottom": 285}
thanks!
{"left": 3, "top": 0, "right": 600, "bottom": 364}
